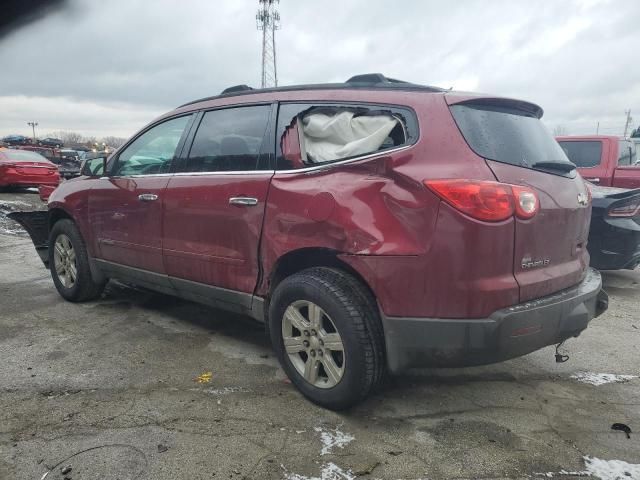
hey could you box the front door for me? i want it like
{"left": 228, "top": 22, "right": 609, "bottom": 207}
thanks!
{"left": 162, "top": 104, "right": 273, "bottom": 298}
{"left": 89, "top": 115, "right": 192, "bottom": 273}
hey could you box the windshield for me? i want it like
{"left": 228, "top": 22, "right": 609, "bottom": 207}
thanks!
{"left": 450, "top": 103, "right": 572, "bottom": 170}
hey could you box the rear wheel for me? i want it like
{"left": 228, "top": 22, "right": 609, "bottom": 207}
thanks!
{"left": 269, "top": 267, "right": 385, "bottom": 410}
{"left": 49, "top": 219, "right": 106, "bottom": 302}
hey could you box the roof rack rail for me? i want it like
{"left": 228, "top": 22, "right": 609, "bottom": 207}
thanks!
{"left": 346, "top": 73, "right": 409, "bottom": 85}
{"left": 221, "top": 84, "right": 254, "bottom": 95}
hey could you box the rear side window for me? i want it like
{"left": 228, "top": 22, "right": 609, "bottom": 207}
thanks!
{"left": 276, "top": 103, "right": 418, "bottom": 170}
{"left": 558, "top": 141, "right": 603, "bottom": 168}
{"left": 618, "top": 140, "right": 637, "bottom": 166}
{"left": 184, "top": 105, "right": 271, "bottom": 172}
{"left": 450, "top": 103, "right": 570, "bottom": 168}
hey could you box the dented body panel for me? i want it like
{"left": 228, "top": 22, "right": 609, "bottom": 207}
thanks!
{"left": 10, "top": 84, "right": 607, "bottom": 371}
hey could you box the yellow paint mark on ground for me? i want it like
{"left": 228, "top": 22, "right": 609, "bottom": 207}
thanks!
{"left": 195, "top": 371, "right": 213, "bottom": 384}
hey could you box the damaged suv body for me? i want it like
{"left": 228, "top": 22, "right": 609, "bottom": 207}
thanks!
{"left": 11, "top": 74, "right": 608, "bottom": 409}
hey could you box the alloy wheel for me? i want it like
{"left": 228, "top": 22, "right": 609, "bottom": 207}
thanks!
{"left": 281, "top": 300, "right": 345, "bottom": 388}
{"left": 53, "top": 234, "right": 77, "bottom": 288}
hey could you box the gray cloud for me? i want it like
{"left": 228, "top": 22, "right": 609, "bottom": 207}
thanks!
{"left": 0, "top": 0, "right": 638, "bottom": 137}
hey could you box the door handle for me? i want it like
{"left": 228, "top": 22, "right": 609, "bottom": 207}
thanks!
{"left": 229, "top": 196, "right": 258, "bottom": 206}
{"left": 138, "top": 193, "right": 159, "bottom": 202}
{"left": 586, "top": 177, "right": 600, "bottom": 184}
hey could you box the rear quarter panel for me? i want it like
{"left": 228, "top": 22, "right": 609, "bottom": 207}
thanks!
{"left": 260, "top": 93, "right": 519, "bottom": 318}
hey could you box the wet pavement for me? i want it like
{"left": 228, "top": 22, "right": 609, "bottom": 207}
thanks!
{"left": 0, "top": 190, "right": 639, "bottom": 480}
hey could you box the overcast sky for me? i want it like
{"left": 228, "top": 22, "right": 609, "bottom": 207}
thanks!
{"left": 0, "top": 0, "right": 638, "bottom": 139}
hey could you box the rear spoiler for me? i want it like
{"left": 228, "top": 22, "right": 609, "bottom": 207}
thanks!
{"left": 6, "top": 211, "right": 50, "bottom": 266}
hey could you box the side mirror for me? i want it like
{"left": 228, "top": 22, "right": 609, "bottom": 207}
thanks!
{"left": 80, "top": 156, "right": 106, "bottom": 177}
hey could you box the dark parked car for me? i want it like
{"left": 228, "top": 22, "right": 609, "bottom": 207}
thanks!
{"left": 38, "top": 137, "right": 64, "bottom": 148}
{"left": 2, "top": 134, "right": 32, "bottom": 146}
{"left": 587, "top": 183, "right": 640, "bottom": 270}
{"left": 9, "top": 74, "right": 607, "bottom": 409}
{"left": 57, "top": 149, "right": 83, "bottom": 179}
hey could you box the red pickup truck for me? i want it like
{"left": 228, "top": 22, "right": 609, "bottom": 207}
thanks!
{"left": 556, "top": 135, "right": 639, "bottom": 188}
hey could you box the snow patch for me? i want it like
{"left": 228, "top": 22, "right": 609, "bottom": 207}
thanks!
{"left": 535, "top": 456, "right": 640, "bottom": 479}
{"left": 282, "top": 462, "right": 355, "bottom": 480}
{"left": 570, "top": 372, "right": 637, "bottom": 386}
{"left": 314, "top": 426, "right": 354, "bottom": 455}
{"left": 584, "top": 456, "right": 640, "bottom": 480}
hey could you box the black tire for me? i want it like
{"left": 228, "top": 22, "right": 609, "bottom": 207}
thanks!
{"left": 49, "top": 219, "right": 106, "bottom": 302}
{"left": 269, "top": 267, "right": 385, "bottom": 410}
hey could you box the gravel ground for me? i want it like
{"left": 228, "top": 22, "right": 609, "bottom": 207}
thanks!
{"left": 1, "top": 190, "right": 639, "bottom": 480}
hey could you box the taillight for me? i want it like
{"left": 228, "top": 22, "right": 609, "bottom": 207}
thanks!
{"left": 424, "top": 179, "right": 539, "bottom": 222}
{"left": 512, "top": 185, "right": 539, "bottom": 219}
{"left": 608, "top": 199, "right": 640, "bottom": 218}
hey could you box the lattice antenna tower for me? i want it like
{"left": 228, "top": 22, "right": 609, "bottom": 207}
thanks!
{"left": 256, "top": 0, "right": 280, "bottom": 88}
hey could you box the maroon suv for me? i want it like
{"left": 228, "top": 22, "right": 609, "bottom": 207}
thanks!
{"left": 11, "top": 74, "right": 608, "bottom": 409}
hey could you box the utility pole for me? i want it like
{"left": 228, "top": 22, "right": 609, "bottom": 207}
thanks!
{"left": 596, "top": 121, "right": 599, "bottom": 135}
{"left": 256, "top": 0, "right": 280, "bottom": 88}
{"left": 623, "top": 110, "right": 633, "bottom": 138}
{"left": 27, "top": 121, "right": 38, "bottom": 141}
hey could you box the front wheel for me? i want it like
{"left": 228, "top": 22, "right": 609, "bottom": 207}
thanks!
{"left": 49, "top": 219, "right": 106, "bottom": 302}
{"left": 269, "top": 267, "right": 385, "bottom": 410}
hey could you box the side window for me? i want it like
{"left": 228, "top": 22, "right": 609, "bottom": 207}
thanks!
{"left": 276, "top": 103, "right": 418, "bottom": 170}
{"left": 113, "top": 115, "right": 191, "bottom": 176}
{"left": 618, "top": 140, "right": 633, "bottom": 166}
{"left": 184, "top": 105, "right": 271, "bottom": 172}
{"left": 631, "top": 142, "right": 639, "bottom": 166}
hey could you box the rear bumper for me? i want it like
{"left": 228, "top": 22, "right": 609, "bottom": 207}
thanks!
{"left": 382, "top": 268, "right": 607, "bottom": 373}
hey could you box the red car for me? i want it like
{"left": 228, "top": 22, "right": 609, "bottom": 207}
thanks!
{"left": 0, "top": 148, "right": 60, "bottom": 190}
{"left": 10, "top": 74, "right": 607, "bottom": 409}
{"left": 557, "top": 135, "right": 640, "bottom": 188}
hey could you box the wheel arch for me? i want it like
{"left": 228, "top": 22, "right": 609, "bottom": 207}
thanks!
{"left": 48, "top": 207, "right": 106, "bottom": 285}
{"left": 48, "top": 207, "right": 73, "bottom": 230}
{"left": 268, "top": 248, "right": 376, "bottom": 298}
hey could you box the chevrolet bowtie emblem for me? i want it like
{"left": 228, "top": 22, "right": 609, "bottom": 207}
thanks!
{"left": 577, "top": 193, "right": 588, "bottom": 206}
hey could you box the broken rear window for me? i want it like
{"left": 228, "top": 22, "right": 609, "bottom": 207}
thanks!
{"left": 276, "top": 103, "right": 418, "bottom": 170}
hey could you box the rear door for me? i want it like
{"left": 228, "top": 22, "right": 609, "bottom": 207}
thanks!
{"left": 557, "top": 139, "right": 609, "bottom": 185}
{"left": 450, "top": 100, "right": 591, "bottom": 301}
{"left": 162, "top": 104, "right": 274, "bottom": 301}
{"left": 89, "top": 114, "right": 193, "bottom": 273}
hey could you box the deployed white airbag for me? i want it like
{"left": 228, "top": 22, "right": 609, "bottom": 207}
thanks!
{"left": 301, "top": 111, "right": 398, "bottom": 163}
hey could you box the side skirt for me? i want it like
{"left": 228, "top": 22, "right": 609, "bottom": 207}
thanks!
{"left": 93, "top": 259, "right": 265, "bottom": 322}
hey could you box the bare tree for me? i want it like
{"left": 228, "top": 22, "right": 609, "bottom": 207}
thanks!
{"left": 46, "top": 131, "right": 86, "bottom": 145}
{"left": 100, "top": 136, "right": 127, "bottom": 148}
{"left": 553, "top": 125, "right": 567, "bottom": 136}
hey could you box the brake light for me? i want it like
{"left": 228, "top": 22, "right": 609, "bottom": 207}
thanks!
{"left": 608, "top": 200, "right": 640, "bottom": 218}
{"left": 424, "top": 179, "right": 539, "bottom": 222}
